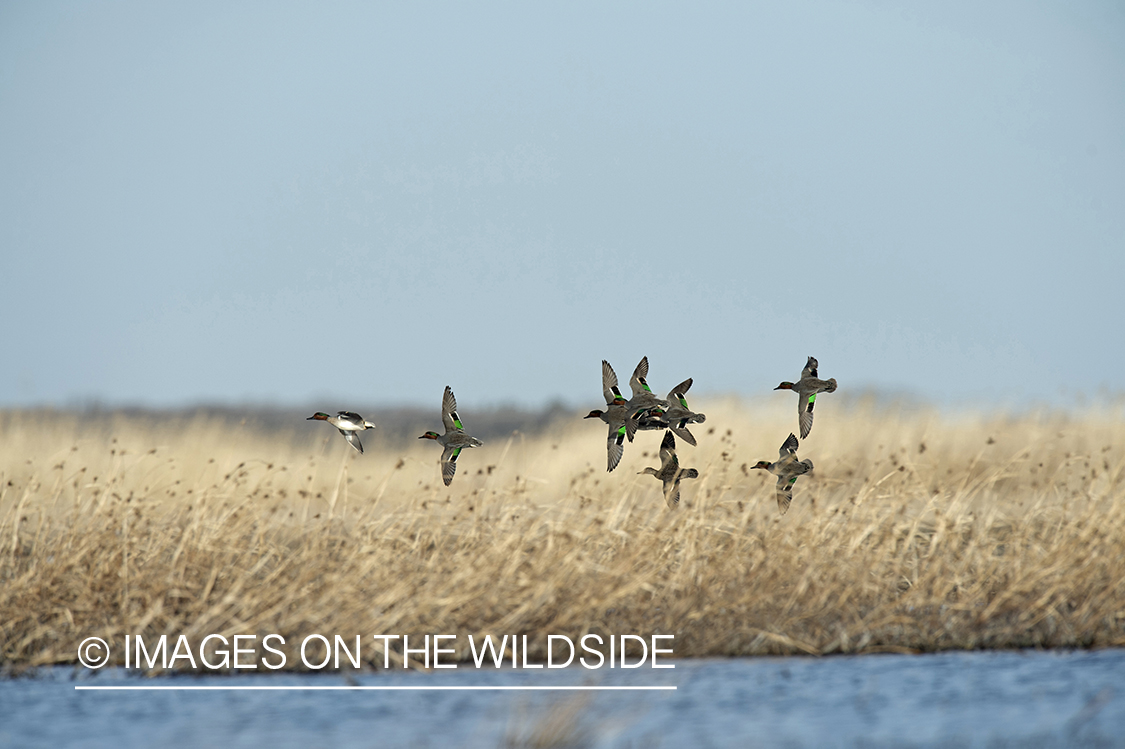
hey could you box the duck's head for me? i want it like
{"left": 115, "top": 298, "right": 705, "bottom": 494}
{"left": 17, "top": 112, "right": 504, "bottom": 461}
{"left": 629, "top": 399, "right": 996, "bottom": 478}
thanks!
{"left": 584, "top": 410, "right": 604, "bottom": 419}
{"left": 418, "top": 431, "right": 441, "bottom": 440}
{"left": 307, "top": 412, "right": 330, "bottom": 421}
{"left": 610, "top": 396, "right": 628, "bottom": 405}
{"left": 637, "top": 467, "right": 659, "bottom": 476}
{"left": 774, "top": 382, "right": 795, "bottom": 391}
{"left": 751, "top": 460, "right": 772, "bottom": 470}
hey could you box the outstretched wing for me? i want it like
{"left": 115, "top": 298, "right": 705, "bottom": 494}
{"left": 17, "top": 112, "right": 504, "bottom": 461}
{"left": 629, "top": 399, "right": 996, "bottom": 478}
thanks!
{"left": 659, "top": 430, "right": 677, "bottom": 469}
{"left": 340, "top": 429, "right": 364, "bottom": 454}
{"left": 441, "top": 386, "right": 464, "bottom": 433}
{"left": 338, "top": 411, "right": 363, "bottom": 422}
{"left": 624, "top": 412, "right": 640, "bottom": 442}
{"left": 670, "top": 424, "right": 697, "bottom": 447}
{"left": 606, "top": 424, "right": 625, "bottom": 472}
{"left": 779, "top": 432, "right": 799, "bottom": 459}
{"left": 441, "top": 445, "right": 462, "bottom": 486}
{"left": 667, "top": 378, "right": 693, "bottom": 408}
{"left": 664, "top": 478, "right": 681, "bottom": 509}
{"left": 802, "top": 356, "right": 818, "bottom": 380}
{"left": 799, "top": 395, "right": 814, "bottom": 439}
{"left": 775, "top": 476, "right": 796, "bottom": 514}
{"left": 601, "top": 360, "right": 624, "bottom": 405}
{"left": 629, "top": 356, "right": 653, "bottom": 399}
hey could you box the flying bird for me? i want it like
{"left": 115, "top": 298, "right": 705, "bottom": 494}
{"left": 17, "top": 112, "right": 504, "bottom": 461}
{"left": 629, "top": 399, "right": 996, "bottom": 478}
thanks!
{"left": 306, "top": 411, "right": 377, "bottom": 454}
{"left": 662, "top": 377, "right": 706, "bottom": 447}
{"left": 585, "top": 359, "right": 635, "bottom": 471}
{"left": 752, "top": 433, "right": 814, "bottom": 515}
{"left": 419, "top": 386, "right": 484, "bottom": 486}
{"left": 774, "top": 356, "right": 837, "bottom": 439}
{"left": 625, "top": 355, "right": 669, "bottom": 422}
{"left": 638, "top": 431, "right": 699, "bottom": 509}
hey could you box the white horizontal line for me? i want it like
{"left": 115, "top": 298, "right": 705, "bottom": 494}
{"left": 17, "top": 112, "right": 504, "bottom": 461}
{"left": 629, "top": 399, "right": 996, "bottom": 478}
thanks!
{"left": 75, "top": 685, "right": 676, "bottom": 691}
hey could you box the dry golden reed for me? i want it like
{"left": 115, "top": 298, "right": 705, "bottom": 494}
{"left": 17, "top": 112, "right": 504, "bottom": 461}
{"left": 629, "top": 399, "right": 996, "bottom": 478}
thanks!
{"left": 2, "top": 398, "right": 1124, "bottom": 672}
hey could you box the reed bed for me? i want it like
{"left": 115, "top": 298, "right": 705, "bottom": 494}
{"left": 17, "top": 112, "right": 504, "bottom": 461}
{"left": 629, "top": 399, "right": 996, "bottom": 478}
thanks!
{"left": 2, "top": 399, "right": 1124, "bottom": 672}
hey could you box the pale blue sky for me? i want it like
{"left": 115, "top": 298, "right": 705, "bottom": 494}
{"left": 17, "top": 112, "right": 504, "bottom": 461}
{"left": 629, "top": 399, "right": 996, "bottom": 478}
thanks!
{"left": 1, "top": 1, "right": 1122, "bottom": 409}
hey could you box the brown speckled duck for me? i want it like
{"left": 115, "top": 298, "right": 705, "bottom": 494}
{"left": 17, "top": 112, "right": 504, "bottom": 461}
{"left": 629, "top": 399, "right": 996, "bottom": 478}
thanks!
{"left": 638, "top": 431, "right": 699, "bottom": 509}
{"left": 752, "top": 433, "right": 814, "bottom": 515}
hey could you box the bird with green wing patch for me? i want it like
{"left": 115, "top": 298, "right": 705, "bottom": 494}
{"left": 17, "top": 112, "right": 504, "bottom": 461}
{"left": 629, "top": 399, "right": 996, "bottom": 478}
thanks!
{"left": 774, "top": 356, "right": 837, "bottom": 439}
{"left": 419, "top": 386, "right": 483, "bottom": 486}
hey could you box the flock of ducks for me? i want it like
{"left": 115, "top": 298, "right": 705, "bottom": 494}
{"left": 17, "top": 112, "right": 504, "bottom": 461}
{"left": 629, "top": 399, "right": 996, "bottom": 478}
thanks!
{"left": 307, "top": 356, "right": 837, "bottom": 514}
{"left": 583, "top": 357, "right": 704, "bottom": 508}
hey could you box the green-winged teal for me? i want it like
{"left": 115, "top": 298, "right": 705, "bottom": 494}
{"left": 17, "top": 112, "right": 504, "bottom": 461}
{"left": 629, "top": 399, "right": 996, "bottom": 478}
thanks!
{"left": 752, "top": 433, "right": 814, "bottom": 515}
{"left": 775, "top": 356, "right": 837, "bottom": 439}
{"left": 419, "top": 386, "right": 484, "bottom": 486}
{"left": 306, "top": 411, "right": 376, "bottom": 454}
{"left": 662, "top": 377, "right": 706, "bottom": 447}
{"left": 586, "top": 404, "right": 669, "bottom": 472}
{"left": 638, "top": 430, "right": 699, "bottom": 509}
{"left": 585, "top": 359, "right": 635, "bottom": 471}
{"left": 626, "top": 355, "right": 669, "bottom": 419}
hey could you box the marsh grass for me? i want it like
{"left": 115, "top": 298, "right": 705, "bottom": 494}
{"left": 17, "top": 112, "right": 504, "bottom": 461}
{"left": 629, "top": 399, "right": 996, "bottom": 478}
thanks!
{"left": 503, "top": 695, "right": 592, "bottom": 748}
{"left": 2, "top": 399, "right": 1124, "bottom": 672}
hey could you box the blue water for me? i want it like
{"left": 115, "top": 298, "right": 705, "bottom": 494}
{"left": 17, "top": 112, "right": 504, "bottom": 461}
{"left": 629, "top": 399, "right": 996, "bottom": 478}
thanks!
{"left": 2, "top": 649, "right": 1124, "bottom": 748}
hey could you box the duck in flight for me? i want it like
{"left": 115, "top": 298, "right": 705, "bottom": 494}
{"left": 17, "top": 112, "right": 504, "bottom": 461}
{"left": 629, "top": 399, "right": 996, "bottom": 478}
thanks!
{"left": 419, "top": 386, "right": 484, "bottom": 486}
{"left": 625, "top": 355, "right": 669, "bottom": 421}
{"left": 752, "top": 433, "right": 814, "bottom": 515}
{"left": 306, "top": 411, "right": 376, "bottom": 454}
{"left": 585, "top": 359, "right": 635, "bottom": 471}
{"left": 662, "top": 377, "right": 706, "bottom": 447}
{"left": 638, "top": 430, "right": 699, "bottom": 509}
{"left": 774, "top": 356, "right": 837, "bottom": 439}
